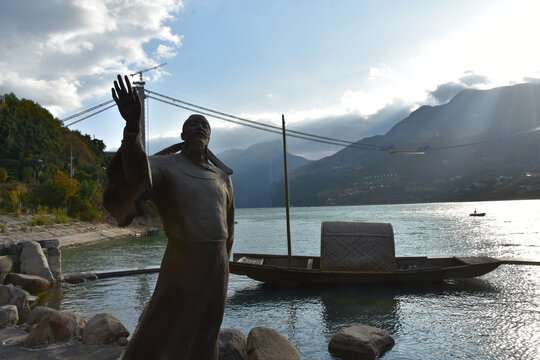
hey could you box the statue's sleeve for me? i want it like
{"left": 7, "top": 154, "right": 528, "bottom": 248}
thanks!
{"left": 226, "top": 176, "right": 235, "bottom": 258}
{"left": 103, "top": 128, "right": 152, "bottom": 227}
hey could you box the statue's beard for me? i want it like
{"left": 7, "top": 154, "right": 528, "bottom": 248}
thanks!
{"left": 185, "top": 138, "right": 208, "bottom": 165}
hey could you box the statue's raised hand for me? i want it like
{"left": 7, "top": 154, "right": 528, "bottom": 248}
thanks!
{"left": 112, "top": 75, "right": 141, "bottom": 130}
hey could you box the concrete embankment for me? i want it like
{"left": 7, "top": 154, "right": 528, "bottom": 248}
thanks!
{"left": 0, "top": 214, "right": 147, "bottom": 248}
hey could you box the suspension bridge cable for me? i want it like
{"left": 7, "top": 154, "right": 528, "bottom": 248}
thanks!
{"left": 145, "top": 89, "right": 383, "bottom": 149}
{"left": 59, "top": 99, "right": 115, "bottom": 123}
{"left": 64, "top": 104, "right": 117, "bottom": 127}
{"left": 146, "top": 95, "right": 385, "bottom": 150}
{"left": 429, "top": 126, "right": 540, "bottom": 151}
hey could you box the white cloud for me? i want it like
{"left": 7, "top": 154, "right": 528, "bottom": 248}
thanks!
{"left": 0, "top": 0, "right": 183, "bottom": 116}
{"left": 341, "top": 89, "right": 395, "bottom": 117}
{"left": 368, "top": 66, "right": 390, "bottom": 81}
{"left": 155, "top": 44, "right": 181, "bottom": 59}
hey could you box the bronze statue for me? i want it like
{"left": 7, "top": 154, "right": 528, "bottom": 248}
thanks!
{"left": 104, "top": 75, "right": 234, "bottom": 359}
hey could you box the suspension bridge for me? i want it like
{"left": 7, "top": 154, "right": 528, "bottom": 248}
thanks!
{"left": 59, "top": 66, "right": 540, "bottom": 156}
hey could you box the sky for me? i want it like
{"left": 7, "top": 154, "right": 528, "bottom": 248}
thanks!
{"left": 2, "top": 0, "right": 540, "bottom": 160}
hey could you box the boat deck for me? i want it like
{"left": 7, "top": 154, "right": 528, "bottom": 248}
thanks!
{"left": 233, "top": 253, "right": 475, "bottom": 271}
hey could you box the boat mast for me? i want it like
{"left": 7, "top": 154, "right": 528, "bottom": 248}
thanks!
{"left": 282, "top": 114, "right": 292, "bottom": 267}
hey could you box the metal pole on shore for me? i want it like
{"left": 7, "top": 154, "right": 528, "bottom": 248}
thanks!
{"left": 282, "top": 114, "right": 292, "bottom": 267}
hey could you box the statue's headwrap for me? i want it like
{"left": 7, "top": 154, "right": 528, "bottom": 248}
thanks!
{"left": 153, "top": 115, "right": 233, "bottom": 175}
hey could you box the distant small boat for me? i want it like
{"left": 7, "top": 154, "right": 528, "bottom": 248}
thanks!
{"left": 470, "top": 212, "right": 486, "bottom": 217}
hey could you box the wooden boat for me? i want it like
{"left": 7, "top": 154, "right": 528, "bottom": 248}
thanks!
{"left": 229, "top": 222, "right": 540, "bottom": 286}
{"left": 229, "top": 253, "right": 540, "bottom": 286}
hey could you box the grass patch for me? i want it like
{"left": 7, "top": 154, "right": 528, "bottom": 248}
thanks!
{"left": 27, "top": 208, "right": 68, "bottom": 227}
{"left": 52, "top": 208, "right": 67, "bottom": 224}
{"left": 29, "top": 215, "right": 52, "bottom": 227}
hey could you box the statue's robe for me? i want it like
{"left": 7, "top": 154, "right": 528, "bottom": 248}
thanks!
{"left": 104, "top": 131, "right": 234, "bottom": 360}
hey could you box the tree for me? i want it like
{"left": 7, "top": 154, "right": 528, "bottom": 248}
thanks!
{"left": 53, "top": 169, "right": 79, "bottom": 209}
{"left": 0, "top": 168, "right": 7, "bottom": 183}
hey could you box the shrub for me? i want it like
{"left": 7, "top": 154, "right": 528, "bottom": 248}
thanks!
{"left": 52, "top": 208, "right": 68, "bottom": 223}
{"left": 29, "top": 215, "right": 51, "bottom": 227}
{"left": 0, "top": 168, "right": 7, "bottom": 183}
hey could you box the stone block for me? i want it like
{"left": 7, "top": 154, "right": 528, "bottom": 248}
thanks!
{"left": 328, "top": 325, "right": 395, "bottom": 360}
{"left": 24, "top": 310, "right": 86, "bottom": 347}
{"left": 6, "top": 273, "right": 51, "bottom": 294}
{"left": 36, "top": 239, "right": 59, "bottom": 248}
{"left": 247, "top": 326, "right": 299, "bottom": 360}
{"left": 20, "top": 241, "right": 54, "bottom": 282}
{"left": 82, "top": 313, "right": 130, "bottom": 345}
{"left": 0, "top": 255, "right": 13, "bottom": 284}
{"left": 46, "top": 247, "right": 63, "bottom": 281}
{"left": 0, "top": 305, "right": 19, "bottom": 328}
{"left": 219, "top": 328, "right": 247, "bottom": 360}
{"left": 0, "top": 284, "right": 31, "bottom": 323}
{"left": 27, "top": 306, "right": 58, "bottom": 325}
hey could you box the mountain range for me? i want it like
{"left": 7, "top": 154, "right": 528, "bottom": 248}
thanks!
{"left": 218, "top": 141, "right": 310, "bottom": 208}
{"left": 220, "top": 82, "right": 540, "bottom": 207}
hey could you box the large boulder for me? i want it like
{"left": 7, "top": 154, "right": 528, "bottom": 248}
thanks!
{"left": 0, "top": 255, "right": 13, "bottom": 284}
{"left": 247, "top": 326, "right": 300, "bottom": 360}
{"left": 328, "top": 325, "right": 395, "bottom": 360}
{"left": 26, "top": 306, "right": 57, "bottom": 325}
{"left": 23, "top": 310, "right": 86, "bottom": 348}
{"left": 0, "top": 305, "right": 19, "bottom": 328}
{"left": 0, "top": 284, "right": 31, "bottom": 323}
{"left": 219, "top": 328, "right": 247, "bottom": 360}
{"left": 20, "top": 241, "right": 54, "bottom": 282}
{"left": 6, "top": 273, "right": 51, "bottom": 294}
{"left": 82, "top": 313, "right": 130, "bottom": 345}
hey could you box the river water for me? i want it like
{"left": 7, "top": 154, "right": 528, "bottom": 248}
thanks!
{"left": 40, "top": 200, "right": 540, "bottom": 359}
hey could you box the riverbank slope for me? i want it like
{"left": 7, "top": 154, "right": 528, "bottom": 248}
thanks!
{"left": 0, "top": 214, "right": 148, "bottom": 248}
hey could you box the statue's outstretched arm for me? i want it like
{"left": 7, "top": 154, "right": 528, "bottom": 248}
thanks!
{"left": 104, "top": 75, "right": 152, "bottom": 227}
{"left": 112, "top": 75, "right": 141, "bottom": 132}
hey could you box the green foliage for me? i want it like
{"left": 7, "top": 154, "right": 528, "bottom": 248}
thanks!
{"left": 29, "top": 215, "right": 51, "bottom": 227}
{"left": 0, "top": 93, "right": 106, "bottom": 184}
{"left": 52, "top": 208, "right": 68, "bottom": 223}
{"left": 67, "top": 196, "right": 102, "bottom": 222}
{"left": 6, "top": 183, "right": 28, "bottom": 213}
{"left": 0, "top": 92, "right": 108, "bottom": 221}
{"left": 66, "top": 180, "right": 102, "bottom": 221}
{"left": 0, "top": 168, "right": 8, "bottom": 183}
{"left": 28, "top": 208, "right": 68, "bottom": 226}
{"left": 54, "top": 168, "right": 79, "bottom": 208}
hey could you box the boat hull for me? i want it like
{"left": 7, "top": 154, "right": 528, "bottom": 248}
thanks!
{"left": 230, "top": 253, "right": 504, "bottom": 285}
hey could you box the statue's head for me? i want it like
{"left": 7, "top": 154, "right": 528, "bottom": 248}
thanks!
{"left": 181, "top": 114, "right": 211, "bottom": 147}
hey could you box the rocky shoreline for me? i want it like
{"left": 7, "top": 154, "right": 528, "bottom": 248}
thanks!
{"left": 0, "top": 214, "right": 146, "bottom": 359}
